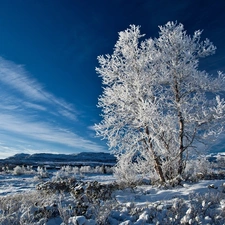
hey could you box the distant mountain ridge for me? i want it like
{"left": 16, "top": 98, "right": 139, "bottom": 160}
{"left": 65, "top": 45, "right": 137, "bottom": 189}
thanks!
{"left": 0, "top": 152, "right": 116, "bottom": 166}
{"left": 2, "top": 152, "right": 224, "bottom": 167}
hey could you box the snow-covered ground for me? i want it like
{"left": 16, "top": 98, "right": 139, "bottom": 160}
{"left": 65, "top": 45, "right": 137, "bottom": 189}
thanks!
{"left": 0, "top": 153, "right": 225, "bottom": 224}
{"left": 0, "top": 167, "right": 225, "bottom": 224}
{"left": 0, "top": 169, "right": 224, "bottom": 201}
{"left": 0, "top": 172, "right": 116, "bottom": 196}
{"left": 0, "top": 174, "right": 38, "bottom": 196}
{"left": 115, "top": 179, "right": 225, "bottom": 204}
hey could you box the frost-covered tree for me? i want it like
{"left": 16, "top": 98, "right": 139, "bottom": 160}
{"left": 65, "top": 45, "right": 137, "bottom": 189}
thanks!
{"left": 95, "top": 22, "right": 225, "bottom": 183}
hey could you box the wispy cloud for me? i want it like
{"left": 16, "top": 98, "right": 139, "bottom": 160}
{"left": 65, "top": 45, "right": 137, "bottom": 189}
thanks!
{"left": 0, "top": 56, "right": 105, "bottom": 157}
{"left": 0, "top": 56, "right": 76, "bottom": 120}
{"left": 22, "top": 102, "right": 46, "bottom": 111}
{"left": 0, "top": 113, "right": 104, "bottom": 151}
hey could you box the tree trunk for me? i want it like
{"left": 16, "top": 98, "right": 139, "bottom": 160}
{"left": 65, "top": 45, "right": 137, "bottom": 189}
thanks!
{"left": 153, "top": 155, "right": 166, "bottom": 183}
{"left": 178, "top": 111, "right": 184, "bottom": 175}
{"left": 174, "top": 79, "right": 185, "bottom": 175}
{"left": 146, "top": 126, "right": 166, "bottom": 183}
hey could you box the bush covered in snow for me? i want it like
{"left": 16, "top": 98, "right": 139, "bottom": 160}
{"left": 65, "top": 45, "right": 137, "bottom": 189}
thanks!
{"left": 52, "top": 165, "right": 113, "bottom": 181}
{"left": 184, "top": 157, "right": 213, "bottom": 181}
{"left": 183, "top": 157, "right": 225, "bottom": 182}
{"left": 0, "top": 190, "right": 63, "bottom": 224}
{"left": 0, "top": 165, "right": 49, "bottom": 177}
{"left": 12, "top": 165, "right": 36, "bottom": 175}
{"left": 217, "top": 156, "right": 225, "bottom": 167}
{"left": 113, "top": 154, "right": 225, "bottom": 187}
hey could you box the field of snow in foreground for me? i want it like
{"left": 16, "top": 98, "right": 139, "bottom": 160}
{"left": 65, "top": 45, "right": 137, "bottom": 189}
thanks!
{"left": 0, "top": 167, "right": 225, "bottom": 225}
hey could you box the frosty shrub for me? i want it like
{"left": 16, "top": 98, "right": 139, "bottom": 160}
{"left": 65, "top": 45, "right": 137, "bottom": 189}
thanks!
{"left": 216, "top": 155, "right": 225, "bottom": 168}
{"left": 61, "top": 165, "right": 80, "bottom": 174}
{"left": 79, "top": 166, "right": 92, "bottom": 174}
{"left": 113, "top": 154, "right": 142, "bottom": 186}
{"left": 1, "top": 166, "right": 9, "bottom": 173}
{"left": 13, "top": 165, "right": 25, "bottom": 175}
{"left": 57, "top": 193, "right": 78, "bottom": 224}
{"left": 0, "top": 190, "right": 61, "bottom": 224}
{"left": 53, "top": 170, "right": 73, "bottom": 181}
{"left": 52, "top": 165, "right": 112, "bottom": 182}
{"left": 184, "top": 157, "right": 213, "bottom": 181}
{"left": 95, "top": 21, "right": 225, "bottom": 184}
{"left": 93, "top": 165, "right": 113, "bottom": 174}
{"left": 12, "top": 165, "right": 35, "bottom": 175}
{"left": 36, "top": 178, "right": 120, "bottom": 223}
{"left": 52, "top": 166, "right": 80, "bottom": 181}
{"left": 36, "top": 177, "right": 77, "bottom": 193}
{"left": 79, "top": 165, "right": 112, "bottom": 174}
{"left": 95, "top": 199, "right": 120, "bottom": 225}
{"left": 36, "top": 166, "right": 49, "bottom": 178}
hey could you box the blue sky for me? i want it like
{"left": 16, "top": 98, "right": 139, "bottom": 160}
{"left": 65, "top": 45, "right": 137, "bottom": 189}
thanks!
{"left": 0, "top": 0, "right": 225, "bottom": 158}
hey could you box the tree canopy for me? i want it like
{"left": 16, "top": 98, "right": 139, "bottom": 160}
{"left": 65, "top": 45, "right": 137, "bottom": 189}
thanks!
{"left": 95, "top": 22, "right": 225, "bottom": 183}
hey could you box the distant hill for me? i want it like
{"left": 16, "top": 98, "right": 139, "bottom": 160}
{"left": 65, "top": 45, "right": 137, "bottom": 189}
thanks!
{"left": 3, "top": 152, "right": 224, "bottom": 168}
{"left": 0, "top": 152, "right": 116, "bottom": 167}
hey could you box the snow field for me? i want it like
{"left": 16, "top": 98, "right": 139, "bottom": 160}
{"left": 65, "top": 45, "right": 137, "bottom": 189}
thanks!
{"left": 0, "top": 173, "right": 225, "bottom": 224}
{"left": 0, "top": 160, "right": 225, "bottom": 224}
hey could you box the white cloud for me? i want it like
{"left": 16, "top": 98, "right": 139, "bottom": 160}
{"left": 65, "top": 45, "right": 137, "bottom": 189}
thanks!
{"left": 0, "top": 58, "right": 46, "bottom": 101}
{"left": 0, "top": 112, "right": 104, "bottom": 154}
{"left": 23, "top": 102, "right": 47, "bottom": 111}
{"left": 58, "top": 109, "right": 77, "bottom": 121}
{"left": 0, "top": 56, "right": 76, "bottom": 121}
{"left": 0, "top": 56, "right": 105, "bottom": 157}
